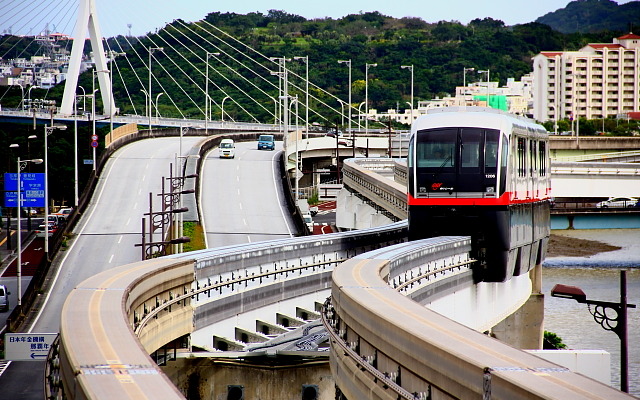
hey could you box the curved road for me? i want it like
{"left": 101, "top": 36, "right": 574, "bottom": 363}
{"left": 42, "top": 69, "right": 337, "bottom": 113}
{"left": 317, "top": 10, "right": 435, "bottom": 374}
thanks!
{"left": 0, "top": 136, "right": 205, "bottom": 399}
{"left": 200, "top": 140, "right": 296, "bottom": 247}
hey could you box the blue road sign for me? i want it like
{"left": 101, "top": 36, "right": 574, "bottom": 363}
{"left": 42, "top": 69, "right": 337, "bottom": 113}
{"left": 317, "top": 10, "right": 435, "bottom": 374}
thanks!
{"left": 3, "top": 172, "right": 45, "bottom": 207}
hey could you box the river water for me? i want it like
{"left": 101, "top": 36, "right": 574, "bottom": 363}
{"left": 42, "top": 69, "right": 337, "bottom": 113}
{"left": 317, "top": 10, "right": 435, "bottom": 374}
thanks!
{"left": 542, "top": 229, "right": 640, "bottom": 396}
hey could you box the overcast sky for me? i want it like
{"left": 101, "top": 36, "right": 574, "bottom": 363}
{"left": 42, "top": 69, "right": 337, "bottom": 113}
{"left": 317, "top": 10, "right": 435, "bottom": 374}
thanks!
{"left": 0, "top": 0, "right": 635, "bottom": 39}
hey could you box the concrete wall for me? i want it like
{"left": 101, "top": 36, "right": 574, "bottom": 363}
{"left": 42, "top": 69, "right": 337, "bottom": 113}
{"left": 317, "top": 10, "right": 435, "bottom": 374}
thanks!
{"left": 163, "top": 357, "right": 334, "bottom": 400}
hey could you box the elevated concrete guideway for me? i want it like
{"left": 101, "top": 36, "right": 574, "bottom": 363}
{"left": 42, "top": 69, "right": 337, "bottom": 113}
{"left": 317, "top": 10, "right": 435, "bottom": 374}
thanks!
{"left": 42, "top": 131, "right": 635, "bottom": 399}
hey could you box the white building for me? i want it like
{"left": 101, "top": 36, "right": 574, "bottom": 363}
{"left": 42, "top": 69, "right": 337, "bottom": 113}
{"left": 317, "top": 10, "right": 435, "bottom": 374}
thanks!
{"left": 532, "top": 33, "right": 640, "bottom": 123}
{"left": 370, "top": 75, "right": 533, "bottom": 124}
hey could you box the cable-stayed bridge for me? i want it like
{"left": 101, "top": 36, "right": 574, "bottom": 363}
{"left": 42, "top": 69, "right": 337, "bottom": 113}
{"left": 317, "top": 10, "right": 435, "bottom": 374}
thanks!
{"left": 1, "top": 0, "right": 375, "bottom": 134}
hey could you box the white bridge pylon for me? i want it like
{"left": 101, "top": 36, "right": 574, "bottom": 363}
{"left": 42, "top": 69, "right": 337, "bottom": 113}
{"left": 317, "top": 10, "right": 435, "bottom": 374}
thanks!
{"left": 60, "top": 0, "right": 113, "bottom": 116}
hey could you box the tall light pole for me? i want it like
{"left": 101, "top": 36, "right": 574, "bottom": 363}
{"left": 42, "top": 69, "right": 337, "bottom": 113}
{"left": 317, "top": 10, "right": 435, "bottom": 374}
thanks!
{"left": 338, "top": 59, "right": 352, "bottom": 151}
{"left": 16, "top": 156, "right": 43, "bottom": 307}
{"left": 205, "top": 52, "right": 220, "bottom": 135}
{"left": 26, "top": 135, "right": 37, "bottom": 230}
{"left": 463, "top": 67, "right": 474, "bottom": 104}
{"left": 478, "top": 69, "right": 490, "bottom": 108}
{"left": 26, "top": 86, "right": 35, "bottom": 110}
{"left": 289, "top": 96, "right": 300, "bottom": 203}
{"left": 148, "top": 47, "right": 164, "bottom": 135}
{"left": 44, "top": 124, "right": 67, "bottom": 260}
{"left": 221, "top": 96, "right": 230, "bottom": 121}
{"left": 357, "top": 102, "right": 366, "bottom": 133}
{"left": 294, "top": 56, "right": 309, "bottom": 140}
{"left": 73, "top": 91, "right": 79, "bottom": 207}
{"left": 270, "top": 57, "right": 290, "bottom": 147}
{"left": 400, "top": 65, "right": 414, "bottom": 124}
{"left": 90, "top": 88, "right": 99, "bottom": 171}
{"left": 92, "top": 68, "right": 108, "bottom": 170}
{"left": 78, "top": 85, "right": 86, "bottom": 113}
{"left": 365, "top": 63, "right": 377, "bottom": 137}
{"left": 107, "top": 51, "right": 125, "bottom": 145}
{"left": 155, "top": 92, "right": 164, "bottom": 121}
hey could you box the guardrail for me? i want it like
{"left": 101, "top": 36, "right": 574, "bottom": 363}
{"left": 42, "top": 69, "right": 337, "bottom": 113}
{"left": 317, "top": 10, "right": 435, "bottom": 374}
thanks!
{"left": 324, "top": 237, "right": 635, "bottom": 400}
{"left": 551, "top": 161, "right": 640, "bottom": 176}
{"left": 341, "top": 158, "right": 407, "bottom": 220}
{"left": 552, "top": 150, "right": 640, "bottom": 163}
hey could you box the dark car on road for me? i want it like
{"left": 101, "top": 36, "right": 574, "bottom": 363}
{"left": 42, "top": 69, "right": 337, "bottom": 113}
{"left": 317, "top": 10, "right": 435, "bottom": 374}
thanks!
{"left": 258, "top": 134, "right": 275, "bottom": 150}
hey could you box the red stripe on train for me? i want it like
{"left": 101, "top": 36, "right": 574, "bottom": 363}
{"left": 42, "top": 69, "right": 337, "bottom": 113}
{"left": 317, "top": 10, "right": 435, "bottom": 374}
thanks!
{"left": 407, "top": 192, "right": 549, "bottom": 206}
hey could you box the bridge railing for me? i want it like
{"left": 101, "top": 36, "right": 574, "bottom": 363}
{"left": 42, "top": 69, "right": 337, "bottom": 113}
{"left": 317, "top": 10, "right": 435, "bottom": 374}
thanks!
{"left": 341, "top": 158, "right": 408, "bottom": 220}
{"left": 48, "top": 223, "right": 407, "bottom": 400}
{"left": 324, "top": 237, "right": 635, "bottom": 400}
{"left": 551, "top": 161, "right": 640, "bottom": 176}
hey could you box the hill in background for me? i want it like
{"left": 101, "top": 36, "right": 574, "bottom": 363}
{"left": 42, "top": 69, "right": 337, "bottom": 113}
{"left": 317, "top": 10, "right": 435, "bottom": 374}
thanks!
{"left": 536, "top": 0, "right": 640, "bottom": 33}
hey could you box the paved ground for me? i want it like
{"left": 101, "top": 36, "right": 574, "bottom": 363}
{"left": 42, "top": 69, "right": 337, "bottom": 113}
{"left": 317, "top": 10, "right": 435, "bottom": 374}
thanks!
{"left": 310, "top": 201, "right": 337, "bottom": 235}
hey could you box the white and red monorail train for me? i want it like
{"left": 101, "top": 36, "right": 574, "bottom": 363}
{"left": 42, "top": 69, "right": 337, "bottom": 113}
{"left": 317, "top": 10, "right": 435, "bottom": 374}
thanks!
{"left": 407, "top": 107, "right": 551, "bottom": 282}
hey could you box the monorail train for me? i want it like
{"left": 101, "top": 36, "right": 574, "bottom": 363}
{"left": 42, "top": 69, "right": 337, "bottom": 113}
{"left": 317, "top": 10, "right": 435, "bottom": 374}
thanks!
{"left": 407, "top": 107, "right": 551, "bottom": 282}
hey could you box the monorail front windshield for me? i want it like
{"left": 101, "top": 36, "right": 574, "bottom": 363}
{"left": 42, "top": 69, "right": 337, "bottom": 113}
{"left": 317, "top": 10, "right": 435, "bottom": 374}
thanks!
{"left": 411, "top": 127, "right": 502, "bottom": 196}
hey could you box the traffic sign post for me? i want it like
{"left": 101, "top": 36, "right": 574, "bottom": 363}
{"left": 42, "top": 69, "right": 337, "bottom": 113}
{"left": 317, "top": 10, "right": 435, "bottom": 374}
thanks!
{"left": 3, "top": 172, "right": 46, "bottom": 208}
{"left": 4, "top": 333, "right": 57, "bottom": 361}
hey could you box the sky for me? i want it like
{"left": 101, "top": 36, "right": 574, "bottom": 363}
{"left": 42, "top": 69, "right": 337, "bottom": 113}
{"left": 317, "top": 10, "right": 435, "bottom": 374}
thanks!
{"left": 0, "top": 0, "right": 636, "bottom": 39}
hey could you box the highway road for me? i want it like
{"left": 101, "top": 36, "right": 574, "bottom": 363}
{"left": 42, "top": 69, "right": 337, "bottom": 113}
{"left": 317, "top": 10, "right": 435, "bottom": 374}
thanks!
{"left": 0, "top": 136, "right": 205, "bottom": 399}
{"left": 200, "top": 140, "right": 296, "bottom": 247}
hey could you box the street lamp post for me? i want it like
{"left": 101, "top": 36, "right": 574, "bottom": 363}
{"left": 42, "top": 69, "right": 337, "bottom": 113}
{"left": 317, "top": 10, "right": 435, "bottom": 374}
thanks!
{"left": 205, "top": 52, "right": 220, "bottom": 135}
{"left": 338, "top": 59, "right": 353, "bottom": 155}
{"left": 26, "top": 135, "right": 37, "bottom": 229}
{"left": 78, "top": 85, "right": 86, "bottom": 114}
{"left": 357, "top": 102, "right": 366, "bottom": 133}
{"left": 43, "top": 124, "right": 67, "bottom": 259}
{"left": 365, "top": 63, "right": 377, "bottom": 137}
{"left": 221, "top": 96, "right": 230, "bottom": 122}
{"left": 155, "top": 92, "right": 164, "bottom": 121}
{"left": 26, "top": 86, "right": 35, "bottom": 111}
{"left": 285, "top": 96, "right": 301, "bottom": 202}
{"left": 478, "top": 69, "right": 490, "bottom": 108}
{"left": 294, "top": 56, "right": 309, "bottom": 140}
{"left": 400, "top": 65, "right": 414, "bottom": 122}
{"left": 90, "top": 89, "right": 99, "bottom": 171}
{"left": 106, "top": 51, "right": 125, "bottom": 145}
{"left": 551, "top": 271, "right": 636, "bottom": 393}
{"left": 16, "top": 157, "right": 43, "bottom": 307}
{"left": 73, "top": 91, "right": 79, "bottom": 207}
{"left": 148, "top": 47, "right": 164, "bottom": 135}
{"left": 401, "top": 64, "right": 414, "bottom": 158}
{"left": 463, "top": 67, "right": 474, "bottom": 104}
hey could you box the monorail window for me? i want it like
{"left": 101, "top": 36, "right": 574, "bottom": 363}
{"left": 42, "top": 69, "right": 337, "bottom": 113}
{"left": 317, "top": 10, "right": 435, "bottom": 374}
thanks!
{"left": 530, "top": 140, "right": 537, "bottom": 176}
{"left": 485, "top": 131, "right": 499, "bottom": 169}
{"left": 415, "top": 128, "right": 456, "bottom": 169}
{"left": 517, "top": 137, "right": 526, "bottom": 177}
{"left": 539, "top": 141, "right": 547, "bottom": 176}
{"left": 460, "top": 128, "right": 482, "bottom": 173}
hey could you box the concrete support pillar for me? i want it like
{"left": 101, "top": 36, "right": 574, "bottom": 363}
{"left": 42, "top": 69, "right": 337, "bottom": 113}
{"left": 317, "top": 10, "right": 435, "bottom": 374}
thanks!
{"left": 491, "top": 264, "right": 545, "bottom": 350}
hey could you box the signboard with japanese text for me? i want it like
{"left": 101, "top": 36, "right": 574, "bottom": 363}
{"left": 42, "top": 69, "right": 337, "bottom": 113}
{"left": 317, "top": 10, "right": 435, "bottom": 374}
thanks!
{"left": 3, "top": 172, "right": 45, "bottom": 207}
{"left": 4, "top": 333, "right": 57, "bottom": 361}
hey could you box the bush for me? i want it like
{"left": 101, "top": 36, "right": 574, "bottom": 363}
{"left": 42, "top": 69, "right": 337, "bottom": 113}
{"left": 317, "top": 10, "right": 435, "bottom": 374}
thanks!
{"left": 543, "top": 330, "right": 567, "bottom": 349}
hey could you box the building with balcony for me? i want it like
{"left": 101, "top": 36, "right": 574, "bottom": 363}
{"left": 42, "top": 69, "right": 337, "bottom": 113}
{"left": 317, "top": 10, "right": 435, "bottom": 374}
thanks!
{"left": 532, "top": 33, "right": 640, "bottom": 124}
